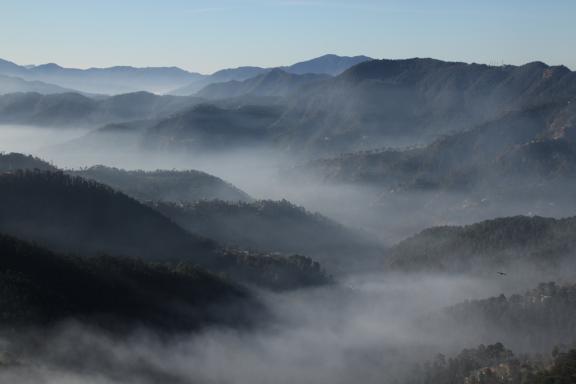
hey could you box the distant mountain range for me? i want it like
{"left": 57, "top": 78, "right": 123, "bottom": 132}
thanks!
{"left": 0, "top": 54, "right": 373, "bottom": 95}
{"left": 283, "top": 54, "right": 372, "bottom": 75}
{"left": 272, "top": 58, "right": 576, "bottom": 154}
{"left": 196, "top": 69, "right": 330, "bottom": 100}
{"left": 59, "top": 57, "right": 576, "bottom": 156}
{"left": 0, "top": 58, "right": 203, "bottom": 95}
{"left": 8, "top": 56, "right": 576, "bottom": 209}
{"left": 0, "top": 91, "right": 202, "bottom": 127}
{"left": 169, "top": 54, "right": 372, "bottom": 96}
{"left": 0, "top": 74, "right": 75, "bottom": 95}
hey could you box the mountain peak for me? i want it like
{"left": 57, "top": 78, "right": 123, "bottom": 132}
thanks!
{"left": 285, "top": 54, "right": 373, "bottom": 75}
{"left": 35, "top": 63, "right": 64, "bottom": 70}
{"left": 340, "top": 57, "right": 458, "bottom": 81}
{"left": 318, "top": 53, "right": 372, "bottom": 60}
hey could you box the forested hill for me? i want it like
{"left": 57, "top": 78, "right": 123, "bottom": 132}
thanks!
{"left": 407, "top": 342, "right": 576, "bottom": 384}
{"left": 141, "top": 103, "right": 283, "bottom": 151}
{"left": 296, "top": 102, "right": 576, "bottom": 195}
{"left": 0, "top": 152, "right": 56, "bottom": 172}
{"left": 152, "top": 199, "right": 383, "bottom": 273}
{"left": 0, "top": 170, "right": 330, "bottom": 290}
{"left": 71, "top": 165, "right": 253, "bottom": 203}
{"left": 0, "top": 169, "right": 217, "bottom": 260}
{"left": 0, "top": 153, "right": 252, "bottom": 204}
{"left": 387, "top": 215, "right": 576, "bottom": 273}
{"left": 0, "top": 233, "right": 258, "bottom": 332}
{"left": 410, "top": 282, "right": 576, "bottom": 382}
{"left": 442, "top": 282, "right": 576, "bottom": 351}
{"left": 273, "top": 59, "right": 576, "bottom": 154}
{"left": 196, "top": 69, "right": 330, "bottom": 100}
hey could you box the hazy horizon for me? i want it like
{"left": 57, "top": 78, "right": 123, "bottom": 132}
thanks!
{"left": 2, "top": 0, "right": 576, "bottom": 73}
{"left": 2, "top": 53, "right": 575, "bottom": 76}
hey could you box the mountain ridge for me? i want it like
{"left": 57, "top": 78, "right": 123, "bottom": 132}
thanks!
{"left": 272, "top": 57, "right": 576, "bottom": 154}
{"left": 0, "top": 74, "right": 77, "bottom": 95}
{"left": 169, "top": 54, "right": 373, "bottom": 96}
{"left": 0, "top": 54, "right": 374, "bottom": 95}
{"left": 196, "top": 69, "right": 330, "bottom": 99}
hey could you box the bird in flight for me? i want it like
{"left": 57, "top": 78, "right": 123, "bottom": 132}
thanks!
{"left": 497, "top": 272, "right": 507, "bottom": 276}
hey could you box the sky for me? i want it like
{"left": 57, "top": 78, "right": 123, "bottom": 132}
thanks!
{"left": 0, "top": 0, "right": 574, "bottom": 74}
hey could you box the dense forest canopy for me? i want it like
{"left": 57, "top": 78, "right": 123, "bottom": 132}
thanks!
{"left": 407, "top": 342, "right": 576, "bottom": 384}
{"left": 386, "top": 216, "right": 576, "bottom": 273}
{"left": 440, "top": 282, "right": 576, "bottom": 351}
{"left": 0, "top": 233, "right": 257, "bottom": 332}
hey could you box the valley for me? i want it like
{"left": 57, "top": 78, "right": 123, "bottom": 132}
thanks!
{"left": 0, "top": 47, "right": 575, "bottom": 384}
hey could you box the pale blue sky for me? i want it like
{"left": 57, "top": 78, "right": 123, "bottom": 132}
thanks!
{"left": 1, "top": 0, "right": 574, "bottom": 74}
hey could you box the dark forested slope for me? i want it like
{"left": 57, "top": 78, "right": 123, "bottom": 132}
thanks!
{"left": 411, "top": 283, "right": 576, "bottom": 383}
{"left": 387, "top": 216, "right": 576, "bottom": 273}
{"left": 0, "top": 170, "right": 330, "bottom": 290}
{"left": 0, "top": 233, "right": 256, "bottom": 332}
{"left": 442, "top": 282, "right": 576, "bottom": 350}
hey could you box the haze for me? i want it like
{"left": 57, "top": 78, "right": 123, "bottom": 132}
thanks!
{"left": 0, "top": 2, "right": 576, "bottom": 384}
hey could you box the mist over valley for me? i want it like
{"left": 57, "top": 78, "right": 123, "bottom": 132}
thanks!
{"left": 1, "top": 4, "right": 576, "bottom": 381}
